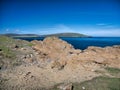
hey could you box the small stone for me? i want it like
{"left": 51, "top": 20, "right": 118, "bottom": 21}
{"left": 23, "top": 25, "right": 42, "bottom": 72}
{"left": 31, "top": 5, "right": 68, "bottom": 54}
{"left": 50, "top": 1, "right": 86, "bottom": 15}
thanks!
{"left": 15, "top": 45, "right": 19, "bottom": 48}
{"left": 57, "top": 83, "right": 73, "bottom": 90}
{"left": 91, "top": 69, "right": 95, "bottom": 72}
{"left": 82, "top": 86, "right": 85, "bottom": 89}
{"left": 26, "top": 72, "right": 31, "bottom": 76}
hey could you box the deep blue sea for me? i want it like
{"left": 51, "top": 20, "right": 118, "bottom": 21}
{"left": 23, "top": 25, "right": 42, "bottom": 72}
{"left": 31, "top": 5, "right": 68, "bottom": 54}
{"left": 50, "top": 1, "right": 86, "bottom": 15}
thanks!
{"left": 16, "top": 37, "right": 120, "bottom": 50}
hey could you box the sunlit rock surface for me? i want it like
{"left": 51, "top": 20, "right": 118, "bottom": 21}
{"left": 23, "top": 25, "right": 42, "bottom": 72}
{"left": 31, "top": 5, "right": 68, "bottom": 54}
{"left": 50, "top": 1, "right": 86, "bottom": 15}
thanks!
{"left": 0, "top": 36, "right": 120, "bottom": 90}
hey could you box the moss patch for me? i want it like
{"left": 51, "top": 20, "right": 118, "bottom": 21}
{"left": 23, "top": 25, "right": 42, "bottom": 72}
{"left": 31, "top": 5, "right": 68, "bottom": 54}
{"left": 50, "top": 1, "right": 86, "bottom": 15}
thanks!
{"left": 73, "top": 77, "right": 120, "bottom": 90}
{"left": 105, "top": 67, "right": 120, "bottom": 77}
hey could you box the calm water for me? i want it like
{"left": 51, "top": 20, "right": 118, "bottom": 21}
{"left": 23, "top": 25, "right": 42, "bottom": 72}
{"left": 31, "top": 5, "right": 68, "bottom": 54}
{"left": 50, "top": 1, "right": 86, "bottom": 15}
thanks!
{"left": 16, "top": 37, "right": 120, "bottom": 50}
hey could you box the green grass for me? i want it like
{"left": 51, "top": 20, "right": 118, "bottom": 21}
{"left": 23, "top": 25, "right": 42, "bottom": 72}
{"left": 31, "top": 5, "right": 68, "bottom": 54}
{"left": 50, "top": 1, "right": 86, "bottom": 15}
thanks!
{"left": 72, "top": 67, "right": 120, "bottom": 90}
{"left": 0, "top": 36, "right": 12, "bottom": 42}
{"left": 27, "top": 43, "right": 34, "bottom": 47}
{"left": 47, "top": 76, "right": 120, "bottom": 90}
{"left": 105, "top": 67, "right": 120, "bottom": 74}
{"left": 0, "top": 35, "right": 33, "bottom": 48}
{"left": 0, "top": 45, "right": 16, "bottom": 59}
{"left": 49, "top": 67, "right": 120, "bottom": 90}
{"left": 0, "top": 36, "right": 33, "bottom": 54}
{"left": 0, "top": 36, "right": 34, "bottom": 69}
{"left": 73, "top": 77, "right": 120, "bottom": 90}
{"left": 105, "top": 67, "right": 120, "bottom": 77}
{"left": 0, "top": 77, "right": 119, "bottom": 90}
{"left": 0, "top": 36, "right": 26, "bottom": 68}
{"left": 0, "top": 36, "right": 14, "bottom": 45}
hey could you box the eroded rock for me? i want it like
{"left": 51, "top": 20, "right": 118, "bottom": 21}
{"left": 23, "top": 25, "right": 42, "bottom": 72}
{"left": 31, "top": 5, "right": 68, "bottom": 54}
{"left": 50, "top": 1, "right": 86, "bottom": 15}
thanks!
{"left": 57, "top": 83, "right": 73, "bottom": 90}
{"left": 0, "top": 36, "right": 120, "bottom": 90}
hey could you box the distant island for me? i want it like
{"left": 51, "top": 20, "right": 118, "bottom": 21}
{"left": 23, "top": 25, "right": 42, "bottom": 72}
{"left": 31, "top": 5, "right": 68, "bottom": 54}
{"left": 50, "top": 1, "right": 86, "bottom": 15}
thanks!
{"left": 1, "top": 33, "right": 40, "bottom": 37}
{"left": 41, "top": 33, "right": 90, "bottom": 37}
{"left": 1, "top": 33, "right": 90, "bottom": 38}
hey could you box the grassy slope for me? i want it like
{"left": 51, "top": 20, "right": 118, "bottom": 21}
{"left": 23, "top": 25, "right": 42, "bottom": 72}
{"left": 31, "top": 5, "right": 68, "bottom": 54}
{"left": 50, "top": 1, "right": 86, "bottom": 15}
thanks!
{"left": 73, "top": 77, "right": 120, "bottom": 90}
{"left": 0, "top": 36, "right": 16, "bottom": 58}
{"left": 1, "top": 33, "right": 90, "bottom": 37}
{"left": 0, "top": 36, "right": 120, "bottom": 90}
{"left": 73, "top": 67, "right": 120, "bottom": 90}
{"left": 50, "top": 67, "right": 120, "bottom": 90}
{"left": 42, "top": 33, "right": 90, "bottom": 37}
{"left": 2, "top": 33, "right": 39, "bottom": 37}
{"left": 0, "top": 36, "right": 33, "bottom": 69}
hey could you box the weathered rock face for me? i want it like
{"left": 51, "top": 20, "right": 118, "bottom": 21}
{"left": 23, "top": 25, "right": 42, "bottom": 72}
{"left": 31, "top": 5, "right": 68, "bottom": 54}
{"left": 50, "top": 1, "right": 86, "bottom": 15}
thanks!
{"left": 83, "top": 46, "right": 120, "bottom": 68}
{"left": 31, "top": 37, "right": 82, "bottom": 69}
{"left": 31, "top": 37, "right": 120, "bottom": 69}
{"left": 32, "top": 37, "right": 74, "bottom": 55}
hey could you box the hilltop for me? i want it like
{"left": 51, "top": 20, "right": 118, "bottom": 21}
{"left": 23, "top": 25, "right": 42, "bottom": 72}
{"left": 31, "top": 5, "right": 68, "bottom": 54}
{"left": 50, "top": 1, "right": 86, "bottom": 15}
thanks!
{"left": 1, "top": 32, "right": 90, "bottom": 38}
{"left": 41, "top": 32, "right": 90, "bottom": 37}
{"left": 0, "top": 36, "right": 120, "bottom": 90}
{"left": 1, "top": 33, "right": 40, "bottom": 37}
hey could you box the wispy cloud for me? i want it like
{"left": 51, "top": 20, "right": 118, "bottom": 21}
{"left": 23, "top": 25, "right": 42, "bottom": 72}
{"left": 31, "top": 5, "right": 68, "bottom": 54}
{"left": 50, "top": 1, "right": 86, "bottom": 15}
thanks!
{"left": 15, "top": 29, "right": 20, "bottom": 32}
{"left": 96, "top": 23, "right": 107, "bottom": 26}
{"left": 12, "top": 24, "right": 120, "bottom": 37}
{"left": 1, "top": 28, "right": 21, "bottom": 34}
{"left": 81, "top": 28, "right": 120, "bottom": 37}
{"left": 96, "top": 23, "right": 117, "bottom": 28}
{"left": 21, "top": 24, "right": 75, "bottom": 35}
{"left": 13, "top": 29, "right": 21, "bottom": 33}
{"left": 6, "top": 28, "right": 9, "bottom": 32}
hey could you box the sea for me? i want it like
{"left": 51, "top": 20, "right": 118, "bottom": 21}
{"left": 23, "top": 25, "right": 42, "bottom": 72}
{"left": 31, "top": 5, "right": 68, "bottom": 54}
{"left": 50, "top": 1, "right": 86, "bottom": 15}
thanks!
{"left": 15, "top": 37, "right": 120, "bottom": 50}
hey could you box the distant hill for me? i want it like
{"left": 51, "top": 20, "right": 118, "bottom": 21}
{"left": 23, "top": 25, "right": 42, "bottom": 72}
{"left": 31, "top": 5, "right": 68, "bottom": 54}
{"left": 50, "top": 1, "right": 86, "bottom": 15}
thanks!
{"left": 41, "top": 33, "right": 90, "bottom": 37}
{"left": 1, "top": 33, "right": 40, "bottom": 37}
{"left": 0, "top": 33, "right": 90, "bottom": 38}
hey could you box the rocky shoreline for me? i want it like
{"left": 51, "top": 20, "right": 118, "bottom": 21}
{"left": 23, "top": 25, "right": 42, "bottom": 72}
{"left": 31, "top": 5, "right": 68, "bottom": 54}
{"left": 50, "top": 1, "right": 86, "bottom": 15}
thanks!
{"left": 0, "top": 36, "right": 120, "bottom": 90}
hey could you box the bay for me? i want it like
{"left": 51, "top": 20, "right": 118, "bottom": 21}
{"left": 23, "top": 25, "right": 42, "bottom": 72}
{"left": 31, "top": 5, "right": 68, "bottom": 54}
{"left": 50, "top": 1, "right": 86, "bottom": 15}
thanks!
{"left": 15, "top": 37, "right": 120, "bottom": 50}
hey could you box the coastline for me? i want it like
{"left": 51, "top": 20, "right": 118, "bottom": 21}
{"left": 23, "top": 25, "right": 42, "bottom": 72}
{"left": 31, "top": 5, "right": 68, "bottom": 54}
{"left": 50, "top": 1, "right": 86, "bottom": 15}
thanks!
{"left": 0, "top": 36, "right": 120, "bottom": 90}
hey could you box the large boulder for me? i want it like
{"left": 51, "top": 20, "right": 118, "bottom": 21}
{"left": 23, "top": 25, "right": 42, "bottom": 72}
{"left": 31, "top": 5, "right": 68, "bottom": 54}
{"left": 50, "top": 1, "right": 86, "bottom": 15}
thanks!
{"left": 31, "top": 37, "right": 81, "bottom": 68}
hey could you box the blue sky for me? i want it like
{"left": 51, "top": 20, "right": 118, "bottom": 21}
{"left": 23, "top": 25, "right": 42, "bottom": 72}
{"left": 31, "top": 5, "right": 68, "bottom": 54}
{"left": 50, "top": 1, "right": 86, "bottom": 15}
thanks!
{"left": 0, "top": 0, "right": 120, "bottom": 36}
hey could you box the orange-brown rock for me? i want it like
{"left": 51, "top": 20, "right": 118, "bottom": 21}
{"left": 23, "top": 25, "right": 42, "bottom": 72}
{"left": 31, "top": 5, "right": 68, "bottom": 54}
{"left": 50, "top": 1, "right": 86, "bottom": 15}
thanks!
{"left": 1, "top": 36, "right": 120, "bottom": 90}
{"left": 31, "top": 37, "right": 120, "bottom": 69}
{"left": 31, "top": 37, "right": 80, "bottom": 69}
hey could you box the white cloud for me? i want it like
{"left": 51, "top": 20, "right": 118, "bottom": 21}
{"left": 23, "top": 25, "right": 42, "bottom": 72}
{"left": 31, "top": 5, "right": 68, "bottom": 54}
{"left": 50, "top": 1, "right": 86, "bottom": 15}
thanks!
{"left": 96, "top": 23, "right": 107, "bottom": 26}
{"left": 78, "top": 28, "right": 120, "bottom": 37}
{"left": 46, "top": 24, "right": 75, "bottom": 34}
{"left": 6, "top": 28, "right": 9, "bottom": 32}
{"left": 21, "top": 24, "right": 75, "bottom": 35}
{"left": 15, "top": 29, "right": 20, "bottom": 32}
{"left": 12, "top": 29, "right": 20, "bottom": 33}
{"left": 96, "top": 23, "right": 117, "bottom": 29}
{"left": 20, "top": 24, "right": 120, "bottom": 37}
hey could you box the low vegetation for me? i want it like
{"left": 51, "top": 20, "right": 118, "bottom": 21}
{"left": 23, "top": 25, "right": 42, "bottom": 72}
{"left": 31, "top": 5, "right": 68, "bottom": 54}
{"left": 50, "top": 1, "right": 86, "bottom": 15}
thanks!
{"left": 105, "top": 67, "right": 120, "bottom": 77}
{"left": 105, "top": 67, "right": 120, "bottom": 74}
{"left": 0, "top": 36, "right": 120, "bottom": 90}
{"left": 42, "top": 32, "right": 90, "bottom": 37}
{"left": 0, "top": 45, "right": 16, "bottom": 58}
{"left": 73, "top": 76, "right": 120, "bottom": 90}
{"left": 0, "top": 36, "right": 33, "bottom": 69}
{"left": 50, "top": 66, "right": 120, "bottom": 90}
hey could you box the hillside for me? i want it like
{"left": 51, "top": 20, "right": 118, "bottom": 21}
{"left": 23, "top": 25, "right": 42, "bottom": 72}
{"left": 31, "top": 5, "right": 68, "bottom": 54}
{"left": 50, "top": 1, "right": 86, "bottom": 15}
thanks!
{"left": 41, "top": 33, "right": 90, "bottom": 37}
{"left": 1, "top": 33, "right": 40, "bottom": 37}
{"left": 1, "top": 33, "right": 90, "bottom": 38}
{"left": 0, "top": 36, "right": 120, "bottom": 90}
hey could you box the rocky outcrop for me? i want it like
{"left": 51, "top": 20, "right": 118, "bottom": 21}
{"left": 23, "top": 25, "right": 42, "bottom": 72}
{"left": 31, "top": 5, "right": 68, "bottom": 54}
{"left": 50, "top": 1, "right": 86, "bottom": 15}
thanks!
{"left": 0, "top": 36, "right": 120, "bottom": 90}
{"left": 83, "top": 45, "right": 120, "bottom": 68}
{"left": 31, "top": 37, "right": 120, "bottom": 69}
{"left": 31, "top": 37, "right": 80, "bottom": 69}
